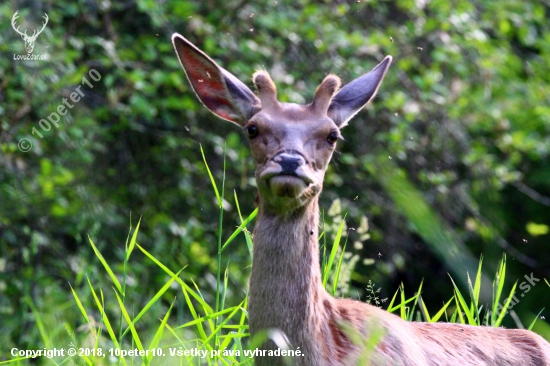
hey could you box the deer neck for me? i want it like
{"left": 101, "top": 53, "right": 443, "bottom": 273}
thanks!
{"left": 248, "top": 196, "right": 328, "bottom": 362}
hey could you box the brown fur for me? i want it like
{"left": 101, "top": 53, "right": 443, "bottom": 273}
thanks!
{"left": 311, "top": 74, "right": 341, "bottom": 115}
{"left": 253, "top": 70, "right": 278, "bottom": 109}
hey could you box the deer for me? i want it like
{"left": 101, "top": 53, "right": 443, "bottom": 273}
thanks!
{"left": 11, "top": 10, "right": 48, "bottom": 54}
{"left": 171, "top": 33, "right": 550, "bottom": 366}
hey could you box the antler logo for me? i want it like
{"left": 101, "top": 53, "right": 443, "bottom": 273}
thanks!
{"left": 11, "top": 10, "right": 48, "bottom": 54}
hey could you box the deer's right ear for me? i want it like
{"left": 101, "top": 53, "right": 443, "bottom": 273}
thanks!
{"left": 172, "top": 34, "right": 260, "bottom": 126}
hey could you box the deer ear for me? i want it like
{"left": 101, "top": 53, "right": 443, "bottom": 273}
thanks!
{"left": 172, "top": 33, "right": 260, "bottom": 126}
{"left": 328, "top": 56, "right": 392, "bottom": 128}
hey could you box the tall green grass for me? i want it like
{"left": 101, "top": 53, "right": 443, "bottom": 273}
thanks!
{"left": 2, "top": 148, "right": 547, "bottom": 365}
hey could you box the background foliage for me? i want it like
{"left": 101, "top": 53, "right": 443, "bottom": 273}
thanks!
{"left": 1, "top": 0, "right": 550, "bottom": 361}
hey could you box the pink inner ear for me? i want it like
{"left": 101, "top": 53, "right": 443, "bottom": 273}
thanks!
{"left": 180, "top": 47, "right": 235, "bottom": 120}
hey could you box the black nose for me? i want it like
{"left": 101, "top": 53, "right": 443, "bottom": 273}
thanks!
{"left": 273, "top": 153, "right": 306, "bottom": 174}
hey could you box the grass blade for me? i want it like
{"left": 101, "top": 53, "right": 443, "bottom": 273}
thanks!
{"left": 175, "top": 306, "right": 241, "bottom": 329}
{"left": 126, "top": 217, "right": 141, "bottom": 261}
{"left": 419, "top": 296, "right": 432, "bottom": 323}
{"left": 332, "top": 237, "right": 348, "bottom": 296}
{"left": 386, "top": 286, "right": 420, "bottom": 314}
{"left": 121, "top": 268, "right": 184, "bottom": 338}
{"left": 200, "top": 144, "right": 221, "bottom": 207}
{"left": 147, "top": 299, "right": 175, "bottom": 364}
{"left": 234, "top": 191, "right": 254, "bottom": 258}
{"left": 527, "top": 308, "right": 545, "bottom": 331}
{"left": 181, "top": 280, "right": 209, "bottom": 340}
{"left": 400, "top": 284, "right": 407, "bottom": 319}
{"left": 430, "top": 297, "right": 454, "bottom": 323}
{"left": 471, "top": 255, "right": 483, "bottom": 314}
{"left": 200, "top": 300, "right": 245, "bottom": 347}
{"left": 494, "top": 281, "right": 518, "bottom": 327}
{"left": 387, "top": 287, "right": 400, "bottom": 312}
{"left": 323, "top": 216, "right": 347, "bottom": 288}
{"left": 69, "top": 283, "right": 90, "bottom": 323}
{"left": 86, "top": 277, "right": 127, "bottom": 365}
{"left": 137, "top": 244, "right": 213, "bottom": 313}
{"left": 454, "top": 294, "right": 465, "bottom": 324}
{"left": 114, "top": 290, "right": 145, "bottom": 352}
{"left": 221, "top": 208, "right": 257, "bottom": 252}
{"left": 449, "top": 275, "right": 476, "bottom": 325}
{"left": 492, "top": 255, "right": 507, "bottom": 324}
{"left": 24, "top": 297, "right": 51, "bottom": 349}
{"left": 408, "top": 280, "right": 423, "bottom": 321}
{"left": 88, "top": 235, "right": 122, "bottom": 294}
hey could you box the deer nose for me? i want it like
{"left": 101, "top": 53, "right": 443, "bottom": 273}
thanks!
{"left": 273, "top": 152, "right": 306, "bottom": 174}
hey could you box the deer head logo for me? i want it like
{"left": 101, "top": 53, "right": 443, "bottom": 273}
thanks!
{"left": 11, "top": 11, "right": 49, "bottom": 54}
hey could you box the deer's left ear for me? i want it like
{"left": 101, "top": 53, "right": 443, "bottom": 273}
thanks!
{"left": 328, "top": 56, "right": 392, "bottom": 128}
{"left": 172, "top": 33, "right": 261, "bottom": 126}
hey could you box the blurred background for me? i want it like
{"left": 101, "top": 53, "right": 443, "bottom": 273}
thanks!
{"left": 1, "top": 0, "right": 549, "bottom": 361}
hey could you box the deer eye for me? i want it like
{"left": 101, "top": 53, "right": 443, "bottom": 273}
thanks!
{"left": 246, "top": 124, "right": 259, "bottom": 139}
{"left": 327, "top": 131, "right": 340, "bottom": 144}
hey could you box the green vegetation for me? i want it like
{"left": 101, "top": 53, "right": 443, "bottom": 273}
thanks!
{"left": 1, "top": 0, "right": 549, "bottom": 363}
{"left": 1, "top": 149, "right": 547, "bottom": 365}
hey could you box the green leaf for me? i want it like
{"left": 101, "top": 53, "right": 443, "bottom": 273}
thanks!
{"left": 526, "top": 222, "right": 549, "bottom": 236}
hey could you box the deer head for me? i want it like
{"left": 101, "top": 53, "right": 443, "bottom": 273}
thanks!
{"left": 12, "top": 11, "right": 48, "bottom": 54}
{"left": 172, "top": 34, "right": 391, "bottom": 215}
